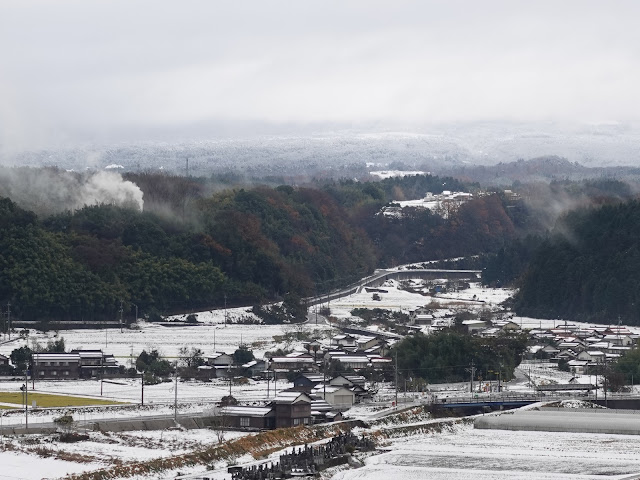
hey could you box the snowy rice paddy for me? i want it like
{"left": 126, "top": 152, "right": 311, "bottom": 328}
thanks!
{"left": 331, "top": 425, "right": 640, "bottom": 480}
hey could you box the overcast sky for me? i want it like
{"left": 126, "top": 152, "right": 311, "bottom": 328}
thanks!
{"left": 1, "top": 0, "right": 639, "bottom": 151}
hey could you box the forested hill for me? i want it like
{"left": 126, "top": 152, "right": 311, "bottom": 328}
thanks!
{"left": 0, "top": 172, "right": 518, "bottom": 322}
{"left": 514, "top": 200, "right": 640, "bottom": 324}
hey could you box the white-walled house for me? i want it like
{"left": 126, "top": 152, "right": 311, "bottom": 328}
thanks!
{"left": 311, "top": 385, "right": 355, "bottom": 411}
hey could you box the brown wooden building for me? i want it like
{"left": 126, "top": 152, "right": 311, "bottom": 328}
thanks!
{"left": 272, "top": 391, "right": 312, "bottom": 428}
{"left": 219, "top": 406, "right": 275, "bottom": 430}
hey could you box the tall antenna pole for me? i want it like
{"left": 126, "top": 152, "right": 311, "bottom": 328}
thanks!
{"left": 7, "top": 302, "right": 11, "bottom": 340}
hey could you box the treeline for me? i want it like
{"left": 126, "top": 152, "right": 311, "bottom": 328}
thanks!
{"left": 393, "top": 330, "right": 528, "bottom": 384}
{"left": 513, "top": 200, "right": 640, "bottom": 324}
{"left": 0, "top": 171, "right": 523, "bottom": 322}
{"left": 482, "top": 178, "right": 640, "bottom": 297}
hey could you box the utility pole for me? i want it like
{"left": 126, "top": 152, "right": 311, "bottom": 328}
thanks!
{"left": 174, "top": 362, "right": 178, "bottom": 422}
{"left": 466, "top": 360, "right": 476, "bottom": 394}
{"left": 141, "top": 373, "right": 144, "bottom": 406}
{"left": 266, "top": 361, "right": 270, "bottom": 399}
{"left": 394, "top": 351, "right": 399, "bottom": 407}
{"left": 323, "top": 358, "right": 326, "bottom": 400}
{"left": 7, "top": 302, "right": 10, "bottom": 340}
{"left": 224, "top": 294, "right": 227, "bottom": 327}
{"left": 119, "top": 300, "right": 124, "bottom": 333}
{"left": 604, "top": 357, "right": 608, "bottom": 408}
{"left": 100, "top": 354, "right": 104, "bottom": 396}
{"left": 23, "top": 369, "right": 28, "bottom": 431}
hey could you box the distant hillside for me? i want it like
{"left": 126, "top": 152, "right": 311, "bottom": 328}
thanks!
{"left": 442, "top": 156, "right": 640, "bottom": 187}
{"left": 514, "top": 200, "right": 640, "bottom": 324}
{"left": 0, "top": 169, "right": 522, "bottom": 322}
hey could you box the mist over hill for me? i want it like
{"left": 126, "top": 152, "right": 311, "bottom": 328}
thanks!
{"left": 3, "top": 123, "right": 640, "bottom": 181}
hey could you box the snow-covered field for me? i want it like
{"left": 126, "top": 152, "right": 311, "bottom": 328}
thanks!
{"left": 331, "top": 425, "right": 640, "bottom": 480}
{"left": 0, "top": 307, "right": 314, "bottom": 363}
{"left": 326, "top": 279, "right": 514, "bottom": 322}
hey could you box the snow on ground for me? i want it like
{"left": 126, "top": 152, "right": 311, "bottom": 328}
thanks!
{"left": 0, "top": 450, "right": 103, "bottom": 480}
{"left": 0, "top": 271, "right": 639, "bottom": 479}
{"left": 0, "top": 428, "right": 252, "bottom": 479}
{"left": 331, "top": 424, "right": 640, "bottom": 480}
{"left": 326, "top": 280, "right": 512, "bottom": 322}
{"left": 0, "top": 309, "right": 302, "bottom": 363}
{"left": 0, "top": 376, "right": 297, "bottom": 427}
{"left": 368, "top": 170, "right": 428, "bottom": 179}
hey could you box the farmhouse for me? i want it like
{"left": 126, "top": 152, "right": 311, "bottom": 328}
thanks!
{"left": 32, "top": 350, "right": 118, "bottom": 379}
{"left": 462, "top": 319, "right": 488, "bottom": 334}
{"left": 32, "top": 353, "right": 81, "bottom": 379}
{"left": 269, "top": 355, "right": 316, "bottom": 373}
{"left": 272, "top": 391, "right": 313, "bottom": 428}
{"left": 219, "top": 405, "right": 275, "bottom": 430}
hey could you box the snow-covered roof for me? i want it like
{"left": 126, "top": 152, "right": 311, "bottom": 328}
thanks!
{"left": 272, "top": 392, "right": 312, "bottom": 404}
{"left": 462, "top": 320, "right": 487, "bottom": 326}
{"left": 312, "top": 385, "right": 353, "bottom": 395}
{"left": 32, "top": 353, "right": 80, "bottom": 361}
{"left": 221, "top": 406, "right": 272, "bottom": 417}
{"left": 270, "top": 356, "right": 314, "bottom": 363}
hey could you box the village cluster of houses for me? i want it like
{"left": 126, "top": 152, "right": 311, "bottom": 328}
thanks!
{"left": 204, "top": 338, "right": 388, "bottom": 430}
{"left": 6, "top": 329, "right": 394, "bottom": 429}
{"left": 204, "top": 331, "right": 394, "bottom": 425}
{"left": 526, "top": 323, "right": 638, "bottom": 375}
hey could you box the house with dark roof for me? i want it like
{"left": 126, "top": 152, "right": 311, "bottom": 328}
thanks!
{"left": 293, "top": 374, "right": 325, "bottom": 390}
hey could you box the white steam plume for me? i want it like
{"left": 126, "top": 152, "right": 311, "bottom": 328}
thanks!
{"left": 75, "top": 171, "right": 143, "bottom": 211}
{"left": 0, "top": 167, "right": 144, "bottom": 214}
